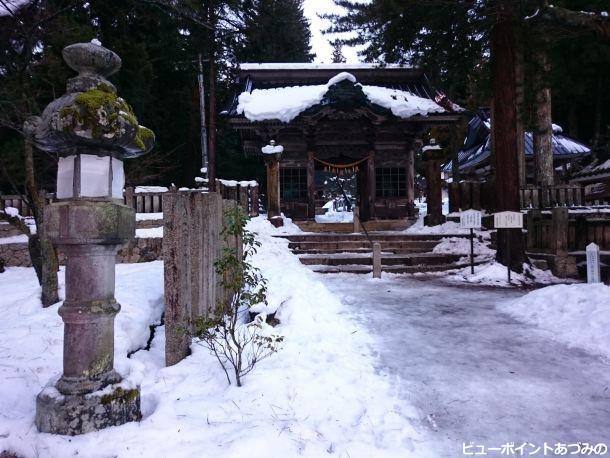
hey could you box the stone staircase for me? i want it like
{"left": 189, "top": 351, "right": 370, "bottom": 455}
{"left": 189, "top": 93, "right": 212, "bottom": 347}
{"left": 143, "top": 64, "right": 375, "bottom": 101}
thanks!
{"left": 278, "top": 233, "right": 478, "bottom": 274}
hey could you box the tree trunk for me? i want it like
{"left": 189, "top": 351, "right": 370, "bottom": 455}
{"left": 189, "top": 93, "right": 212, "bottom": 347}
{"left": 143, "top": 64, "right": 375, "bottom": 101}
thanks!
{"left": 24, "top": 140, "right": 59, "bottom": 307}
{"left": 515, "top": 31, "right": 526, "bottom": 186}
{"left": 207, "top": 4, "right": 217, "bottom": 190}
{"left": 532, "top": 43, "right": 554, "bottom": 187}
{"left": 491, "top": 0, "right": 525, "bottom": 272}
{"left": 592, "top": 74, "right": 602, "bottom": 150}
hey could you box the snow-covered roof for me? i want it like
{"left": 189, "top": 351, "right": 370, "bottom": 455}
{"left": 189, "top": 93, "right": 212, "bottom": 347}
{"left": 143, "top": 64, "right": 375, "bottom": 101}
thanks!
{"left": 235, "top": 72, "right": 447, "bottom": 123}
{"left": 239, "top": 63, "right": 415, "bottom": 71}
{"left": 443, "top": 111, "right": 591, "bottom": 175}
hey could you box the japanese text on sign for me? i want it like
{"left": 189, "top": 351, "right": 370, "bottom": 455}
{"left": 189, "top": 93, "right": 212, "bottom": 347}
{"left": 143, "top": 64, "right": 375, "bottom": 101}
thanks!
{"left": 460, "top": 209, "right": 482, "bottom": 229}
{"left": 494, "top": 211, "right": 523, "bottom": 229}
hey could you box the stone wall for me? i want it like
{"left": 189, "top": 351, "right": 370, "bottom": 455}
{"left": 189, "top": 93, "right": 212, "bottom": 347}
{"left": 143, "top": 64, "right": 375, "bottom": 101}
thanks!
{"left": 0, "top": 242, "right": 32, "bottom": 267}
{"left": 0, "top": 237, "right": 163, "bottom": 268}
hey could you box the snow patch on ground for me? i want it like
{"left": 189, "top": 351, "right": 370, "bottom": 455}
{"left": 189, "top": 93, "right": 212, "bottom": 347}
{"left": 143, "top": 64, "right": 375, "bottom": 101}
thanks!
{"left": 442, "top": 261, "right": 562, "bottom": 287}
{"left": 0, "top": 234, "right": 29, "bottom": 244}
{"left": 0, "top": 216, "right": 427, "bottom": 458}
{"left": 315, "top": 210, "right": 353, "bottom": 223}
{"left": 498, "top": 283, "right": 610, "bottom": 359}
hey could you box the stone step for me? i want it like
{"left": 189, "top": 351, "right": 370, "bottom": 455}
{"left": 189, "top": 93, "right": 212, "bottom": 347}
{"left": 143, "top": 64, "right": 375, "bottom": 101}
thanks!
{"left": 288, "top": 240, "right": 440, "bottom": 251}
{"left": 278, "top": 233, "right": 466, "bottom": 243}
{"left": 291, "top": 247, "right": 433, "bottom": 255}
{"left": 311, "top": 261, "right": 475, "bottom": 275}
{"left": 298, "top": 252, "right": 463, "bottom": 267}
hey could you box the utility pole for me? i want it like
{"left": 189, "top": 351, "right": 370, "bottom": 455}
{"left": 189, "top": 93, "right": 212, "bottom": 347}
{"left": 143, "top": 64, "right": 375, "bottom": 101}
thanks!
{"left": 198, "top": 53, "right": 208, "bottom": 179}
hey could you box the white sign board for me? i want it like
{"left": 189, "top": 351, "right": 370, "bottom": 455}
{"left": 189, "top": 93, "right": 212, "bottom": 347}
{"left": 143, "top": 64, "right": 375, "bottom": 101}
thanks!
{"left": 460, "top": 209, "right": 482, "bottom": 229}
{"left": 494, "top": 211, "right": 523, "bottom": 229}
{"left": 586, "top": 242, "right": 601, "bottom": 284}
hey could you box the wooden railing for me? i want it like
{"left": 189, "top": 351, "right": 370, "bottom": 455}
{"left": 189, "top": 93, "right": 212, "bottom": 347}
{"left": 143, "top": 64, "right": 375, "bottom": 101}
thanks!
{"left": 520, "top": 184, "right": 585, "bottom": 209}
{"left": 215, "top": 179, "right": 259, "bottom": 217}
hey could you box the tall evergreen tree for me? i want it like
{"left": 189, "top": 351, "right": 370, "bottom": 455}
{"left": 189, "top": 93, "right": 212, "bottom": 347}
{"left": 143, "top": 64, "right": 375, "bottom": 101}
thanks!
{"left": 330, "top": 39, "right": 346, "bottom": 63}
{"left": 237, "top": 0, "right": 314, "bottom": 62}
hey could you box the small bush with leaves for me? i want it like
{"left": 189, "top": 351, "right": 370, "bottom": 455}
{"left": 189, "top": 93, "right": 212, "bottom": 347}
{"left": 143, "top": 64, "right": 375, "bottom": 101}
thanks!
{"left": 191, "top": 205, "right": 283, "bottom": 387}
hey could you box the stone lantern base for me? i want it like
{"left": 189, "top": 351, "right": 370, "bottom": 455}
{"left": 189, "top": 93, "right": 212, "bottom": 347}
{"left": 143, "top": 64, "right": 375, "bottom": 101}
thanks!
{"left": 36, "top": 385, "right": 141, "bottom": 436}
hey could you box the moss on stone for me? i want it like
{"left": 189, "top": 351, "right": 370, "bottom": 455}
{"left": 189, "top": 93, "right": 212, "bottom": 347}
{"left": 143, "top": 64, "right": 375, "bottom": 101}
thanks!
{"left": 134, "top": 126, "right": 154, "bottom": 151}
{"left": 58, "top": 83, "right": 140, "bottom": 142}
{"left": 101, "top": 387, "right": 139, "bottom": 405}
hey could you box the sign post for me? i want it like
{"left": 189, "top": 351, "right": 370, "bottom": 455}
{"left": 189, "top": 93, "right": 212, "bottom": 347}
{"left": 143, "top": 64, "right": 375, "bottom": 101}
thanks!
{"left": 460, "top": 209, "right": 482, "bottom": 274}
{"left": 586, "top": 242, "right": 601, "bottom": 284}
{"left": 494, "top": 211, "right": 524, "bottom": 284}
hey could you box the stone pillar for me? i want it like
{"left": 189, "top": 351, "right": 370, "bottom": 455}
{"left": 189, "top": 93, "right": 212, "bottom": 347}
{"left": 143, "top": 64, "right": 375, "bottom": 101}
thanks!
{"left": 26, "top": 41, "right": 154, "bottom": 435}
{"left": 423, "top": 140, "right": 446, "bottom": 226}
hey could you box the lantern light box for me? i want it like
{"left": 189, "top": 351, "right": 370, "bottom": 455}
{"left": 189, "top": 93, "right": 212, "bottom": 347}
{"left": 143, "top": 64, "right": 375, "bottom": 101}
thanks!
{"left": 57, "top": 154, "right": 124, "bottom": 199}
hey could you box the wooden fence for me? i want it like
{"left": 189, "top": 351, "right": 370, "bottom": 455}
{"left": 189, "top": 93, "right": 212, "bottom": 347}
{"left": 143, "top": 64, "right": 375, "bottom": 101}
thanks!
{"left": 1, "top": 182, "right": 259, "bottom": 217}
{"left": 526, "top": 208, "right": 610, "bottom": 252}
{"left": 448, "top": 182, "right": 586, "bottom": 212}
{"left": 163, "top": 190, "right": 244, "bottom": 366}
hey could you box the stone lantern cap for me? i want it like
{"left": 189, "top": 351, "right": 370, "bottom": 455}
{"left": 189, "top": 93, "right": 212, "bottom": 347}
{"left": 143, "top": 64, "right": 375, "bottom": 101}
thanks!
{"left": 24, "top": 40, "right": 155, "bottom": 159}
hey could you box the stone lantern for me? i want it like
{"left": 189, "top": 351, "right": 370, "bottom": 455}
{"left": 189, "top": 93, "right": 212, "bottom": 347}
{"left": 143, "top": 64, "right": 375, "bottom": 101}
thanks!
{"left": 423, "top": 138, "right": 446, "bottom": 226}
{"left": 25, "top": 40, "right": 154, "bottom": 435}
{"left": 262, "top": 140, "right": 284, "bottom": 227}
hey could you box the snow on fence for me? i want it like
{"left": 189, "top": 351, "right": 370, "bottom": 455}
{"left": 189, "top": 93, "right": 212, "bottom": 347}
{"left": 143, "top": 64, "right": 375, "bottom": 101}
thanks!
{"left": 215, "top": 179, "right": 259, "bottom": 217}
{"left": 526, "top": 208, "right": 610, "bottom": 252}
{"left": 2, "top": 182, "right": 260, "bottom": 217}
{"left": 0, "top": 193, "right": 54, "bottom": 217}
{"left": 163, "top": 190, "right": 243, "bottom": 366}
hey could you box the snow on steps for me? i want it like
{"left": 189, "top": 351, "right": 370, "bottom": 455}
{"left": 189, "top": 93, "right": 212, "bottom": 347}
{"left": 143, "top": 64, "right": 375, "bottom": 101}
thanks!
{"left": 276, "top": 232, "right": 473, "bottom": 274}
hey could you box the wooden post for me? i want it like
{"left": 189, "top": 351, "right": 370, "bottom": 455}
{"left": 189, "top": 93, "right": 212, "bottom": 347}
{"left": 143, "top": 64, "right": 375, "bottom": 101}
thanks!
{"left": 307, "top": 150, "right": 315, "bottom": 219}
{"left": 406, "top": 148, "right": 415, "bottom": 216}
{"left": 367, "top": 152, "right": 376, "bottom": 219}
{"left": 125, "top": 186, "right": 134, "bottom": 210}
{"left": 550, "top": 207, "right": 577, "bottom": 278}
{"left": 353, "top": 206, "right": 362, "bottom": 233}
{"left": 265, "top": 157, "right": 283, "bottom": 226}
{"left": 163, "top": 190, "right": 191, "bottom": 366}
{"left": 239, "top": 184, "right": 248, "bottom": 213}
{"left": 250, "top": 184, "right": 259, "bottom": 217}
{"left": 423, "top": 143, "right": 446, "bottom": 226}
{"left": 372, "top": 242, "right": 381, "bottom": 278}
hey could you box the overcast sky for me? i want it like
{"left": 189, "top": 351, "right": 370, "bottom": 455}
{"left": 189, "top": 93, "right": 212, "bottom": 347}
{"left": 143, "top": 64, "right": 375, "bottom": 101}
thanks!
{"left": 302, "top": 0, "right": 362, "bottom": 63}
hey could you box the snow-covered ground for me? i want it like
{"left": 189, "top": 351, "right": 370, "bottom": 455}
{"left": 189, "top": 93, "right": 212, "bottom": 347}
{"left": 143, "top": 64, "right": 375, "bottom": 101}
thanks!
{"left": 323, "top": 274, "right": 610, "bottom": 457}
{"left": 315, "top": 210, "right": 353, "bottom": 223}
{"left": 0, "top": 217, "right": 430, "bottom": 458}
{"left": 499, "top": 283, "right": 610, "bottom": 359}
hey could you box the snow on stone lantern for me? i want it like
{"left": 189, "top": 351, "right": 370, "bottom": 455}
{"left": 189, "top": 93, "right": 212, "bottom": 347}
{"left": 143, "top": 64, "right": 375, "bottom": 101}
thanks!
{"left": 25, "top": 40, "right": 154, "bottom": 435}
{"left": 262, "top": 140, "right": 284, "bottom": 227}
{"left": 423, "top": 138, "right": 446, "bottom": 226}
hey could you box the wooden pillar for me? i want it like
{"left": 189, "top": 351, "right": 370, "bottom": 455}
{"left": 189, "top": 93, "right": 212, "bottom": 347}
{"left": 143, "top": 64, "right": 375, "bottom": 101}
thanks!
{"left": 265, "top": 158, "right": 282, "bottom": 226}
{"left": 423, "top": 142, "right": 446, "bottom": 226}
{"left": 307, "top": 151, "right": 315, "bottom": 219}
{"left": 367, "top": 151, "right": 376, "bottom": 220}
{"left": 406, "top": 148, "right": 415, "bottom": 216}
